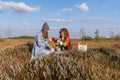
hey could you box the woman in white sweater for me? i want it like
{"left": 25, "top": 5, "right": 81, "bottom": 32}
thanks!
{"left": 31, "top": 22, "right": 54, "bottom": 61}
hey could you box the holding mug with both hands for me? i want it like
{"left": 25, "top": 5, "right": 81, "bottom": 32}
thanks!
{"left": 50, "top": 28, "right": 72, "bottom": 51}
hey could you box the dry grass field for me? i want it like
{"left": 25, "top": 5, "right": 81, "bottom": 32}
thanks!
{"left": 0, "top": 38, "right": 33, "bottom": 50}
{"left": 0, "top": 38, "right": 118, "bottom": 50}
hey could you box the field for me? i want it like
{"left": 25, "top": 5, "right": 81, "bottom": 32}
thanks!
{"left": 0, "top": 38, "right": 118, "bottom": 50}
{"left": 0, "top": 38, "right": 120, "bottom": 80}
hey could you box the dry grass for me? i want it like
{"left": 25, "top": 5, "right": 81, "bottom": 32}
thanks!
{"left": 0, "top": 38, "right": 118, "bottom": 62}
{"left": 0, "top": 38, "right": 117, "bottom": 50}
{"left": 0, "top": 39, "right": 33, "bottom": 50}
{"left": 0, "top": 38, "right": 119, "bottom": 80}
{"left": 71, "top": 39, "right": 117, "bottom": 49}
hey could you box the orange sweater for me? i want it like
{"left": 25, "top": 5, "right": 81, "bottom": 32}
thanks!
{"left": 65, "top": 36, "right": 72, "bottom": 50}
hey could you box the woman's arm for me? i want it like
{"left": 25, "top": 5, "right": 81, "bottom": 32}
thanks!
{"left": 66, "top": 37, "right": 70, "bottom": 45}
{"left": 62, "top": 37, "right": 70, "bottom": 47}
{"left": 55, "top": 37, "right": 70, "bottom": 47}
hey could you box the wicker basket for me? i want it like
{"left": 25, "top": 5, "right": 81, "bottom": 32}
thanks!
{"left": 78, "top": 42, "right": 87, "bottom": 52}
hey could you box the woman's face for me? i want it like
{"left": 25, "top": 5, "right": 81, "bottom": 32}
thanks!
{"left": 42, "top": 30, "right": 49, "bottom": 39}
{"left": 60, "top": 31, "right": 65, "bottom": 37}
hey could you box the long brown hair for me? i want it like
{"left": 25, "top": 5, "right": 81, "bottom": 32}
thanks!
{"left": 59, "top": 28, "right": 69, "bottom": 37}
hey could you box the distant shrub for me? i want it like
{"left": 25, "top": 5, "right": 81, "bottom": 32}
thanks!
{"left": 9, "top": 36, "right": 34, "bottom": 39}
{"left": 0, "top": 38, "right": 4, "bottom": 42}
{"left": 93, "top": 36, "right": 112, "bottom": 42}
{"left": 82, "top": 35, "right": 93, "bottom": 41}
{"left": 114, "top": 35, "right": 120, "bottom": 41}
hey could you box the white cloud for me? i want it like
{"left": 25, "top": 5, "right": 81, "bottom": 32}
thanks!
{"left": 55, "top": 7, "right": 73, "bottom": 16}
{"left": 77, "top": 17, "right": 120, "bottom": 23}
{"left": 60, "top": 8, "right": 73, "bottom": 12}
{"left": 76, "top": 3, "right": 89, "bottom": 11}
{"left": 0, "top": 6, "right": 3, "bottom": 11}
{"left": 41, "top": 18, "right": 72, "bottom": 23}
{"left": 41, "top": 17, "right": 120, "bottom": 24}
{"left": 42, "top": 18, "right": 61, "bottom": 22}
{"left": 50, "top": 27, "right": 61, "bottom": 30}
{"left": 0, "top": 1, "right": 40, "bottom": 13}
{"left": 23, "top": 22, "right": 30, "bottom": 26}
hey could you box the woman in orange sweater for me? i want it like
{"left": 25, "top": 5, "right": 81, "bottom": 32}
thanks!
{"left": 57, "top": 28, "right": 72, "bottom": 51}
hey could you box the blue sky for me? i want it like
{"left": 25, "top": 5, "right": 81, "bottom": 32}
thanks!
{"left": 0, "top": 0, "right": 120, "bottom": 38}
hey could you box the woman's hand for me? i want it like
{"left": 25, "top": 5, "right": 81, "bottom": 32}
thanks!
{"left": 57, "top": 40, "right": 63, "bottom": 45}
{"left": 49, "top": 37, "right": 56, "bottom": 42}
{"left": 57, "top": 39, "right": 61, "bottom": 43}
{"left": 49, "top": 38, "right": 52, "bottom": 42}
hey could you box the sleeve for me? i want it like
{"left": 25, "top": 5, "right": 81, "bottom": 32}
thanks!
{"left": 35, "top": 33, "right": 49, "bottom": 48}
{"left": 66, "top": 37, "right": 70, "bottom": 45}
{"left": 63, "top": 37, "right": 70, "bottom": 47}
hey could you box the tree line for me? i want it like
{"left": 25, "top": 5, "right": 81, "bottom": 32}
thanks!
{"left": 79, "top": 28, "right": 120, "bottom": 41}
